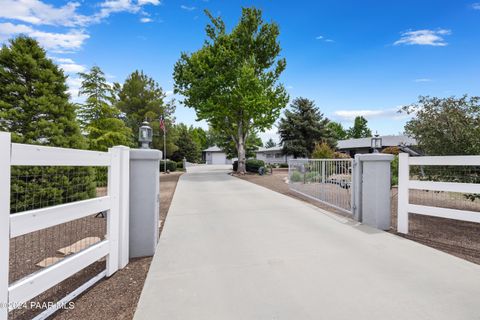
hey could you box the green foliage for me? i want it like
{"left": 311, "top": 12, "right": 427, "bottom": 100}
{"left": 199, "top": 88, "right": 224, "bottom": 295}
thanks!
{"left": 390, "top": 155, "right": 399, "bottom": 186}
{"left": 279, "top": 97, "right": 335, "bottom": 158}
{"left": 78, "top": 66, "right": 133, "bottom": 151}
{"left": 114, "top": 70, "right": 175, "bottom": 150}
{"left": 327, "top": 121, "right": 347, "bottom": 141}
{"left": 216, "top": 129, "right": 263, "bottom": 159}
{"left": 160, "top": 160, "right": 177, "bottom": 172}
{"left": 346, "top": 116, "right": 372, "bottom": 139}
{"left": 264, "top": 138, "right": 276, "bottom": 148}
{"left": 171, "top": 123, "right": 201, "bottom": 162}
{"left": 176, "top": 161, "right": 184, "bottom": 170}
{"left": 279, "top": 163, "right": 289, "bottom": 168}
{"left": 0, "top": 36, "right": 94, "bottom": 211}
{"left": 246, "top": 159, "right": 265, "bottom": 173}
{"left": 402, "top": 95, "right": 480, "bottom": 155}
{"left": 290, "top": 171, "right": 303, "bottom": 182}
{"left": 173, "top": 7, "right": 289, "bottom": 173}
{"left": 311, "top": 142, "right": 335, "bottom": 159}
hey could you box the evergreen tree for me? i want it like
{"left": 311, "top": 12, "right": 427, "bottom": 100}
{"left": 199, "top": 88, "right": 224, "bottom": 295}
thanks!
{"left": 264, "top": 138, "right": 277, "bottom": 148}
{"left": 78, "top": 66, "right": 132, "bottom": 151}
{"left": 171, "top": 124, "right": 201, "bottom": 162}
{"left": 114, "top": 70, "right": 174, "bottom": 149}
{"left": 0, "top": 36, "right": 94, "bottom": 212}
{"left": 346, "top": 116, "right": 372, "bottom": 138}
{"left": 278, "top": 97, "right": 334, "bottom": 158}
{"left": 327, "top": 121, "right": 348, "bottom": 141}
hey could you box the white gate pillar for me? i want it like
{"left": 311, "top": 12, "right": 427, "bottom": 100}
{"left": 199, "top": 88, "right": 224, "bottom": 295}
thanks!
{"left": 353, "top": 153, "right": 394, "bottom": 230}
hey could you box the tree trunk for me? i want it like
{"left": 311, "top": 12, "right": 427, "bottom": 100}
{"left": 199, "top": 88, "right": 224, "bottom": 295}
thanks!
{"left": 236, "top": 122, "right": 246, "bottom": 174}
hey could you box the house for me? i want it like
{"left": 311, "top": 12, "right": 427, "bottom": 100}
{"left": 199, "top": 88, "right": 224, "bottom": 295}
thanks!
{"left": 202, "top": 146, "right": 233, "bottom": 165}
{"left": 337, "top": 135, "right": 417, "bottom": 157}
{"left": 255, "top": 146, "right": 294, "bottom": 164}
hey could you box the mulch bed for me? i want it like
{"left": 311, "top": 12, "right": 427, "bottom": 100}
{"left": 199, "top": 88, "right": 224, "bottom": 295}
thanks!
{"left": 236, "top": 171, "right": 480, "bottom": 266}
{"left": 8, "top": 172, "right": 183, "bottom": 320}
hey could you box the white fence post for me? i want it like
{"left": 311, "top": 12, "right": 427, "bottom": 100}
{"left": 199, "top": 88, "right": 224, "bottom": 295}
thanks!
{"left": 397, "top": 153, "right": 409, "bottom": 234}
{"left": 115, "top": 146, "right": 130, "bottom": 268}
{"left": 0, "top": 133, "right": 11, "bottom": 320}
{"left": 106, "top": 147, "right": 120, "bottom": 276}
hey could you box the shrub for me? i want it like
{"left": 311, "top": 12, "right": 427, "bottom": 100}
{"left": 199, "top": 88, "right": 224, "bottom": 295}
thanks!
{"left": 160, "top": 160, "right": 177, "bottom": 172}
{"left": 290, "top": 171, "right": 303, "bottom": 182}
{"left": 391, "top": 155, "right": 399, "bottom": 186}
{"left": 246, "top": 159, "right": 265, "bottom": 173}
{"left": 312, "top": 142, "right": 335, "bottom": 159}
{"left": 334, "top": 152, "right": 351, "bottom": 159}
{"left": 176, "top": 161, "right": 184, "bottom": 169}
{"left": 279, "top": 163, "right": 289, "bottom": 168}
{"left": 305, "top": 172, "right": 319, "bottom": 183}
{"left": 233, "top": 160, "right": 238, "bottom": 171}
{"left": 382, "top": 146, "right": 401, "bottom": 155}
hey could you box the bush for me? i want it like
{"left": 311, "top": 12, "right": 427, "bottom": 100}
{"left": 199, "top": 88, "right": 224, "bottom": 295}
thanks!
{"left": 279, "top": 163, "right": 289, "bottom": 168}
{"left": 233, "top": 160, "right": 238, "bottom": 171}
{"left": 334, "top": 152, "right": 351, "bottom": 159}
{"left": 246, "top": 159, "right": 265, "bottom": 173}
{"left": 290, "top": 171, "right": 303, "bottom": 182}
{"left": 160, "top": 160, "right": 177, "bottom": 172}
{"left": 312, "top": 142, "right": 335, "bottom": 159}
{"left": 391, "top": 155, "right": 399, "bottom": 186}
{"left": 382, "top": 146, "right": 401, "bottom": 155}
{"left": 176, "top": 161, "right": 184, "bottom": 169}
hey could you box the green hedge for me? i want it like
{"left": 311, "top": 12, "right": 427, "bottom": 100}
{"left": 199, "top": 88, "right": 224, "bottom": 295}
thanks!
{"left": 279, "top": 163, "right": 289, "bottom": 168}
{"left": 160, "top": 160, "right": 177, "bottom": 172}
{"left": 176, "top": 161, "right": 184, "bottom": 169}
{"left": 246, "top": 159, "right": 265, "bottom": 173}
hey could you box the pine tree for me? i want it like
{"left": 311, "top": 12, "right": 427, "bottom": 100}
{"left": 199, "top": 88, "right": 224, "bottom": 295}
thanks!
{"left": 278, "top": 97, "right": 334, "bottom": 158}
{"left": 346, "top": 116, "right": 372, "bottom": 139}
{"left": 0, "top": 36, "right": 94, "bottom": 212}
{"left": 171, "top": 124, "right": 200, "bottom": 162}
{"left": 78, "top": 66, "right": 132, "bottom": 151}
{"left": 264, "top": 138, "right": 277, "bottom": 148}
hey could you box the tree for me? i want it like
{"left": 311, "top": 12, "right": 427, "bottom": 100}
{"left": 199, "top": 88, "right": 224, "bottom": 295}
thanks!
{"left": 190, "top": 126, "right": 208, "bottom": 151}
{"left": 173, "top": 7, "right": 289, "bottom": 173}
{"left": 264, "top": 138, "right": 276, "bottom": 148}
{"left": 114, "top": 70, "right": 174, "bottom": 149}
{"left": 171, "top": 123, "right": 201, "bottom": 162}
{"left": 210, "top": 128, "right": 263, "bottom": 159}
{"left": 278, "top": 97, "right": 334, "bottom": 158}
{"left": 0, "top": 36, "right": 94, "bottom": 212}
{"left": 327, "top": 121, "right": 347, "bottom": 141}
{"left": 402, "top": 95, "right": 480, "bottom": 155}
{"left": 346, "top": 116, "right": 372, "bottom": 139}
{"left": 78, "top": 66, "right": 132, "bottom": 151}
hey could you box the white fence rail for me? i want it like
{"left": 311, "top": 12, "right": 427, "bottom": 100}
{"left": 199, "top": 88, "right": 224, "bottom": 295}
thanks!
{"left": 288, "top": 159, "right": 354, "bottom": 215}
{"left": 397, "top": 153, "right": 480, "bottom": 234}
{"left": 0, "top": 132, "right": 129, "bottom": 320}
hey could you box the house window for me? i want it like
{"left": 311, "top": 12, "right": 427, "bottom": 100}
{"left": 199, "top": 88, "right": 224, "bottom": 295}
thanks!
{"left": 266, "top": 153, "right": 273, "bottom": 158}
{"left": 275, "top": 153, "right": 282, "bottom": 158}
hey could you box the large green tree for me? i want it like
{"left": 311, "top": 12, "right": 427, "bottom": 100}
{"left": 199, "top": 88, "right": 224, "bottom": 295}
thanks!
{"left": 402, "top": 95, "right": 480, "bottom": 155}
{"left": 171, "top": 123, "right": 201, "bottom": 162}
{"left": 0, "top": 36, "right": 94, "bottom": 212}
{"left": 114, "top": 70, "right": 174, "bottom": 149}
{"left": 278, "top": 97, "right": 334, "bottom": 158}
{"left": 173, "top": 7, "right": 289, "bottom": 173}
{"left": 78, "top": 66, "right": 132, "bottom": 151}
{"left": 346, "top": 116, "right": 372, "bottom": 139}
{"left": 327, "top": 121, "right": 347, "bottom": 141}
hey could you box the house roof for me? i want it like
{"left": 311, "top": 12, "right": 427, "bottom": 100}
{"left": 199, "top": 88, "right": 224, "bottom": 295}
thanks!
{"left": 256, "top": 146, "right": 283, "bottom": 153}
{"left": 337, "top": 135, "right": 416, "bottom": 150}
{"left": 203, "top": 146, "right": 223, "bottom": 152}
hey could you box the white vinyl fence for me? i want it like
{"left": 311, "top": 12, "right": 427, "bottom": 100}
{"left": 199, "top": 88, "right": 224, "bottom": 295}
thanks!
{"left": 288, "top": 159, "right": 354, "bottom": 215}
{"left": 397, "top": 153, "right": 480, "bottom": 234}
{"left": 0, "top": 132, "right": 129, "bottom": 320}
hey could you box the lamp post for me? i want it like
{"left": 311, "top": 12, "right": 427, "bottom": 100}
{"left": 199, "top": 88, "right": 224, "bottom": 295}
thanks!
{"left": 371, "top": 133, "right": 382, "bottom": 153}
{"left": 139, "top": 121, "right": 152, "bottom": 149}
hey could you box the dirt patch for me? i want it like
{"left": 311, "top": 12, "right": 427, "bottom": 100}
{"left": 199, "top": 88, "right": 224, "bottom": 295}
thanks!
{"left": 10, "top": 172, "right": 183, "bottom": 320}
{"left": 236, "top": 171, "right": 480, "bottom": 266}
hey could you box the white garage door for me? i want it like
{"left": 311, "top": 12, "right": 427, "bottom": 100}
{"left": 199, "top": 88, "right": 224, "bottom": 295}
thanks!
{"left": 211, "top": 152, "right": 226, "bottom": 165}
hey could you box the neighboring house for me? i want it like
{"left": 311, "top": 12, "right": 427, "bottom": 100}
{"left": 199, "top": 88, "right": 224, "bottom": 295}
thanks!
{"left": 337, "top": 135, "right": 417, "bottom": 157}
{"left": 202, "top": 146, "right": 233, "bottom": 165}
{"left": 255, "top": 146, "right": 294, "bottom": 164}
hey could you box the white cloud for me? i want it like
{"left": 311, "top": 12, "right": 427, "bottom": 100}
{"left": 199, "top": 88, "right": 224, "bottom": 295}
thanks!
{"left": 66, "top": 76, "right": 83, "bottom": 102}
{"left": 472, "top": 3, "right": 480, "bottom": 10}
{"left": 140, "top": 17, "right": 152, "bottom": 23}
{"left": 60, "top": 62, "right": 86, "bottom": 73}
{"left": 333, "top": 108, "right": 404, "bottom": 121}
{"left": 138, "top": 0, "right": 160, "bottom": 4}
{"left": 394, "top": 29, "right": 451, "bottom": 46}
{"left": 324, "top": 39, "right": 334, "bottom": 42}
{"left": 315, "top": 35, "right": 323, "bottom": 40}
{"left": 0, "top": 0, "right": 90, "bottom": 27}
{"left": 414, "top": 78, "right": 432, "bottom": 83}
{"left": 0, "top": 22, "right": 89, "bottom": 52}
{"left": 180, "top": 5, "right": 196, "bottom": 11}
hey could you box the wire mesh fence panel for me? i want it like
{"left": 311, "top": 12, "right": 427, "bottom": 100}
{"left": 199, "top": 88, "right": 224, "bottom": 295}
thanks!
{"left": 288, "top": 159, "right": 353, "bottom": 214}
{"left": 8, "top": 166, "right": 108, "bottom": 319}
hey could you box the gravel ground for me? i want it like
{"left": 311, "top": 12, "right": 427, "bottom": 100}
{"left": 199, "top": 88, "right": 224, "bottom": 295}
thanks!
{"left": 6, "top": 171, "right": 184, "bottom": 320}
{"left": 237, "top": 170, "right": 480, "bottom": 266}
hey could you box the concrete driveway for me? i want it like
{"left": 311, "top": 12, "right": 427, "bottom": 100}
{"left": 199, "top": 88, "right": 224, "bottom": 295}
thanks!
{"left": 134, "top": 166, "right": 480, "bottom": 320}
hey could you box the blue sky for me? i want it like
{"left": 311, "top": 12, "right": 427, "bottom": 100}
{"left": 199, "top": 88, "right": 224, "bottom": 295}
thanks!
{"left": 1, "top": 0, "right": 479, "bottom": 143}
